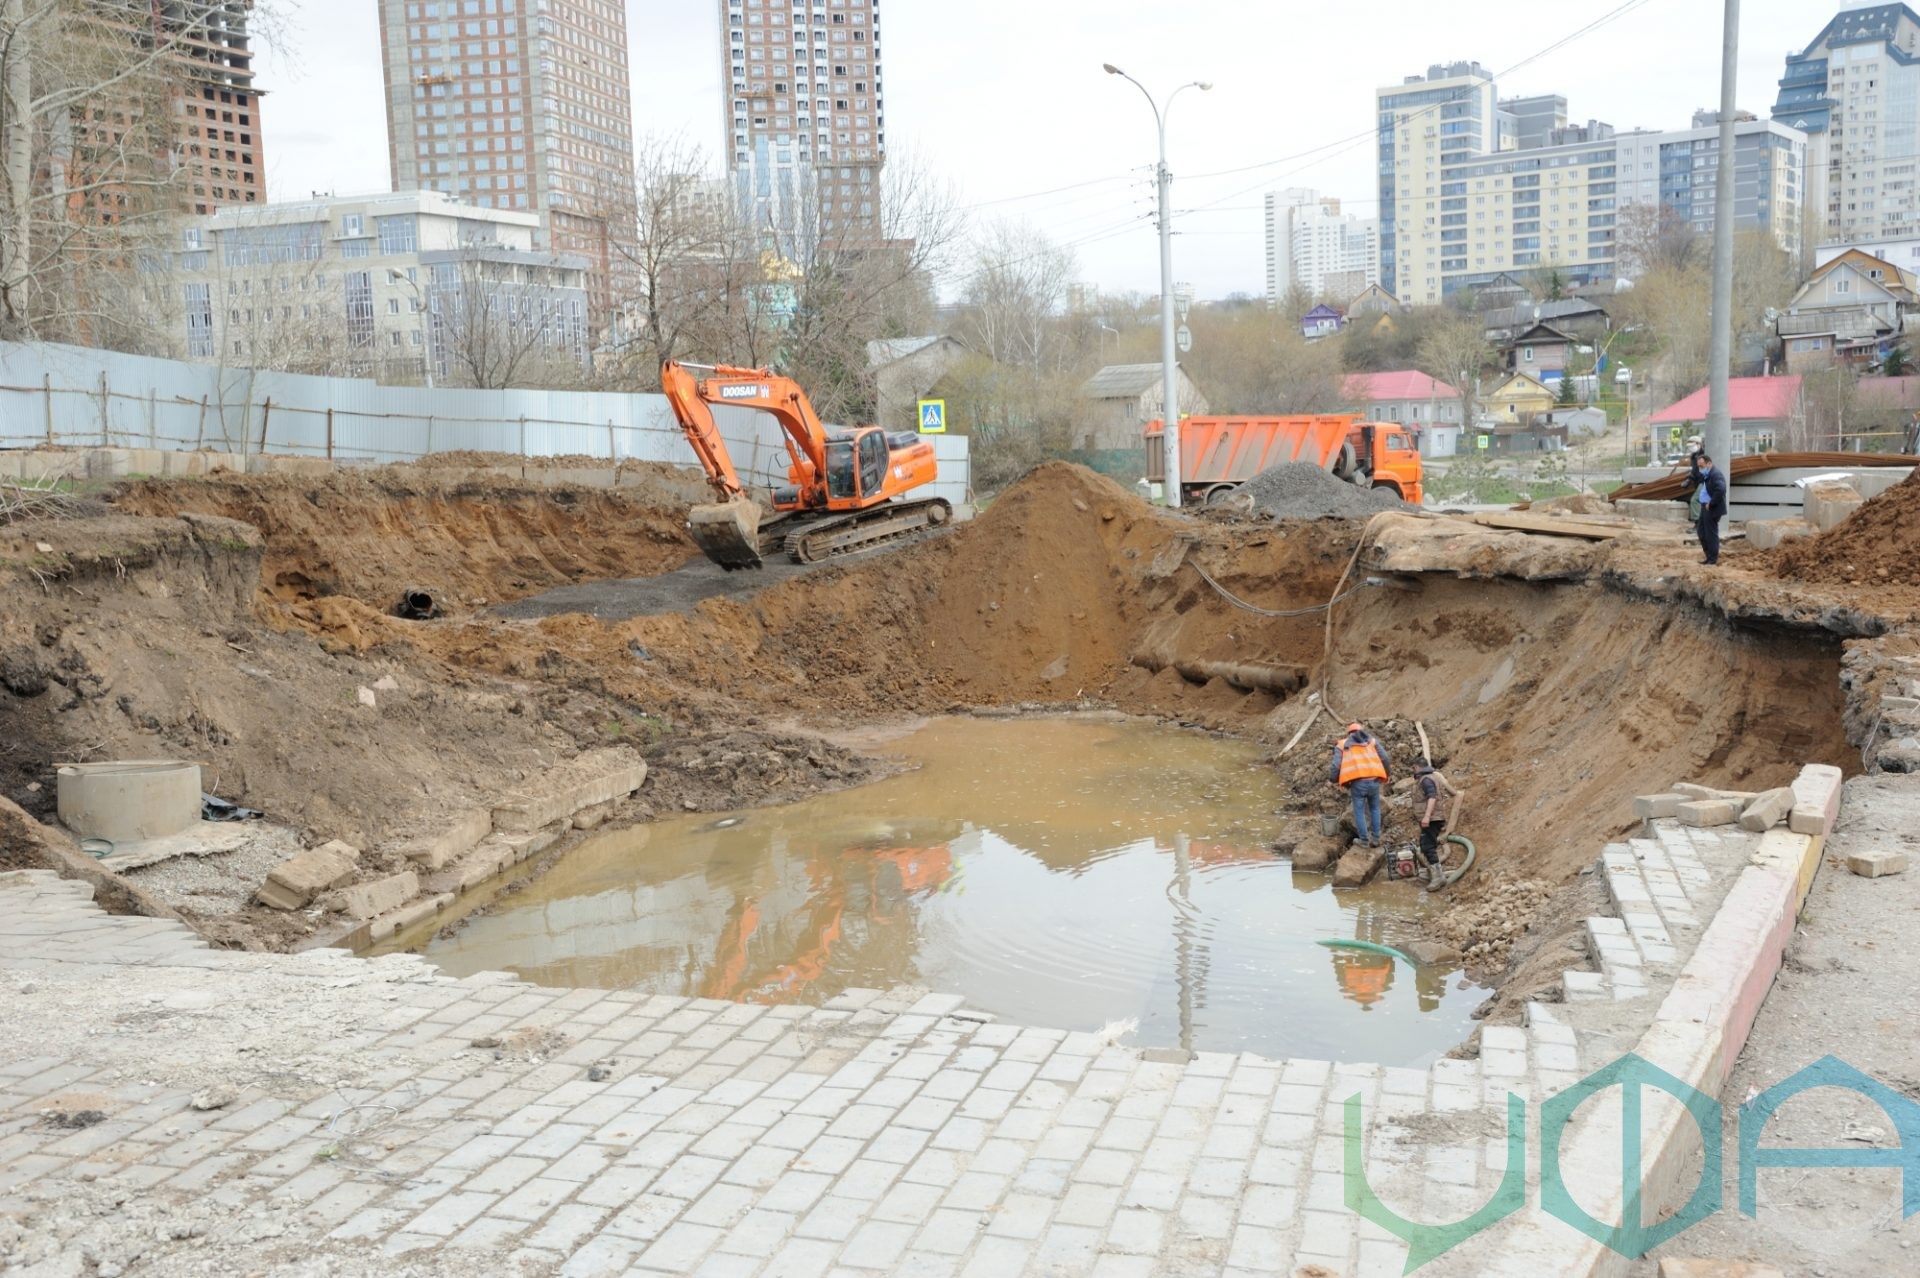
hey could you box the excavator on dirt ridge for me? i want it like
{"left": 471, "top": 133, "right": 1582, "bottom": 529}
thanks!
{"left": 661, "top": 360, "right": 953, "bottom": 570}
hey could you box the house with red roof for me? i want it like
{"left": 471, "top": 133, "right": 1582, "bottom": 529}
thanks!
{"left": 1342, "top": 371, "right": 1464, "bottom": 457}
{"left": 1647, "top": 376, "right": 1805, "bottom": 456}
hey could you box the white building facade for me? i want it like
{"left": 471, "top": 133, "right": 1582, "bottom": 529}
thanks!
{"left": 172, "top": 192, "right": 589, "bottom": 384}
{"left": 1264, "top": 189, "right": 1379, "bottom": 305}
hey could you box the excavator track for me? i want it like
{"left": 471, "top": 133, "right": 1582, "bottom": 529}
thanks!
{"left": 783, "top": 498, "right": 954, "bottom": 564}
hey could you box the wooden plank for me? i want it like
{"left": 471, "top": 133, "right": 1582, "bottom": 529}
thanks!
{"left": 1467, "top": 512, "right": 1632, "bottom": 540}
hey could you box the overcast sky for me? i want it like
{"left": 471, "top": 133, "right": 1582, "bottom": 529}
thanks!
{"left": 260, "top": 0, "right": 1832, "bottom": 300}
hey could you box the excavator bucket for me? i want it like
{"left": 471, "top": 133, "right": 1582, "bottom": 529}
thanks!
{"left": 688, "top": 499, "right": 766, "bottom": 570}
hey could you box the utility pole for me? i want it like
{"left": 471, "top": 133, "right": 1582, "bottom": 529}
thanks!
{"left": 1106, "top": 64, "right": 1212, "bottom": 507}
{"left": 1703, "top": 0, "right": 1741, "bottom": 467}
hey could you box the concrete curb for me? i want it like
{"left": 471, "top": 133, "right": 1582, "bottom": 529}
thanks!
{"left": 1482, "top": 764, "right": 1840, "bottom": 1276}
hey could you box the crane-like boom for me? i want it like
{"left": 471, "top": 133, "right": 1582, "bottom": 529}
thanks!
{"left": 661, "top": 359, "right": 952, "bottom": 570}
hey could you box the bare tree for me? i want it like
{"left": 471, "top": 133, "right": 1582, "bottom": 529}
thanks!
{"left": 750, "top": 151, "right": 963, "bottom": 423}
{"left": 601, "top": 134, "right": 746, "bottom": 387}
{"left": 1615, "top": 203, "right": 1701, "bottom": 279}
{"left": 953, "top": 220, "right": 1076, "bottom": 372}
{"left": 1182, "top": 308, "right": 1343, "bottom": 414}
{"left": 1416, "top": 311, "right": 1493, "bottom": 424}
{"left": 432, "top": 248, "right": 590, "bottom": 390}
{"left": 2, "top": 0, "right": 284, "bottom": 343}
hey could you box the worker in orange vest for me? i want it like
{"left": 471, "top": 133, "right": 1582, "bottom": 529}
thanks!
{"left": 1329, "top": 723, "right": 1392, "bottom": 848}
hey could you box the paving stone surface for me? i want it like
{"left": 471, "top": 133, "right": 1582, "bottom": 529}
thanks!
{"left": 0, "top": 830, "right": 1767, "bottom": 1276}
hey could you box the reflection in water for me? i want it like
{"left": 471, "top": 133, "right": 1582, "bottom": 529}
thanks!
{"left": 394, "top": 716, "right": 1484, "bottom": 1066}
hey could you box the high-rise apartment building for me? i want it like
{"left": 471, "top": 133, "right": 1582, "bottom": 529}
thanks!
{"left": 1263, "top": 189, "right": 1378, "bottom": 306}
{"left": 161, "top": 1, "right": 268, "bottom": 214}
{"left": 1379, "top": 63, "right": 1808, "bottom": 305}
{"left": 720, "top": 0, "right": 887, "bottom": 240}
{"left": 376, "top": 0, "right": 634, "bottom": 324}
{"left": 1773, "top": 2, "right": 1920, "bottom": 248}
{"left": 62, "top": 1, "right": 267, "bottom": 218}
{"left": 1615, "top": 113, "right": 1809, "bottom": 260}
{"left": 1376, "top": 62, "right": 1501, "bottom": 301}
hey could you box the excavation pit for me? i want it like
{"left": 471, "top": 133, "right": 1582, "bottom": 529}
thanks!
{"left": 382, "top": 716, "right": 1485, "bottom": 1066}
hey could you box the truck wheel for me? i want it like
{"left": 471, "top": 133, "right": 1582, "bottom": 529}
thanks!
{"left": 1203, "top": 484, "right": 1242, "bottom": 507}
{"left": 1336, "top": 442, "right": 1359, "bottom": 481}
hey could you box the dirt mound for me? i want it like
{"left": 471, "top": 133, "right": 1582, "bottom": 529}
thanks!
{"left": 1772, "top": 468, "right": 1920, "bottom": 587}
{"left": 114, "top": 466, "right": 695, "bottom": 616}
{"left": 1240, "top": 462, "right": 1408, "bottom": 520}
{"left": 1528, "top": 491, "right": 1612, "bottom": 516}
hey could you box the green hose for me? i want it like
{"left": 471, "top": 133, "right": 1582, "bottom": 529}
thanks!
{"left": 1440, "top": 832, "right": 1476, "bottom": 888}
{"left": 1316, "top": 938, "right": 1416, "bottom": 966}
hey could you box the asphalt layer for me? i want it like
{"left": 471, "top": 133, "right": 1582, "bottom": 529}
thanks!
{"left": 495, "top": 526, "right": 954, "bottom": 621}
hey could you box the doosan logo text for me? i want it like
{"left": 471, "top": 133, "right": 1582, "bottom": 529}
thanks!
{"left": 719, "top": 385, "right": 766, "bottom": 400}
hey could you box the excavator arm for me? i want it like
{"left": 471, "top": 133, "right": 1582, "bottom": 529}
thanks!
{"left": 661, "top": 360, "right": 830, "bottom": 505}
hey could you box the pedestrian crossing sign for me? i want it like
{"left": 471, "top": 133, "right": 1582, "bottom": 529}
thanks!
{"left": 918, "top": 399, "right": 947, "bottom": 434}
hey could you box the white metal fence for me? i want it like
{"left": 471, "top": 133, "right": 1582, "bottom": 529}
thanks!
{"left": 0, "top": 340, "right": 972, "bottom": 506}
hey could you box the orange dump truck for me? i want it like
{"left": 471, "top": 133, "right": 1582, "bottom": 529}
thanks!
{"left": 1144, "top": 414, "right": 1424, "bottom": 506}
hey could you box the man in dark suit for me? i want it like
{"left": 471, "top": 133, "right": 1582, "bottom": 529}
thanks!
{"left": 1696, "top": 453, "right": 1729, "bottom": 565}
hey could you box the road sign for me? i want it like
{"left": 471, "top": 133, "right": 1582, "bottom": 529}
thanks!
{"left": 1476, "top": 434, "right": 1490, "bottom": 451}
{"left": 917, "top": 399, "right": 947, "bottom": 434}
{"left": 1176, "top": 325, "right": 1193, "bottom": 354}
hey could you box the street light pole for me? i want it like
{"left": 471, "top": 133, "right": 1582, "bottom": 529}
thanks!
{"left": 1703, "top": 0, "right": 1741, "bottom": 466}
{"left": 1105, "top": 64, "right": 1211, "bottom": 508}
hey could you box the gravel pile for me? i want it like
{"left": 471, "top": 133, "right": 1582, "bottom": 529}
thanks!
{"left": 1237, "top": 462, "right": 1408, "bottom": 520}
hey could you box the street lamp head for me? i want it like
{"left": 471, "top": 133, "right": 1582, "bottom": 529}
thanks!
{"left": 1102, "top": 63, "right": 1123, "bottom": 76}
{"left": 1196, "top": 81, "right": 1214, "bottom": 91}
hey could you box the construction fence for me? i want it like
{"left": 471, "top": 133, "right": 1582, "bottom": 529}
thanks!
{"left": 0, "top": 341, "right": 973, "bottom": 506}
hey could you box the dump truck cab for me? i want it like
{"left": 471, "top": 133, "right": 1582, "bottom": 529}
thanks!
{"left": 1352, "top": 421, "right": 1423, "bottom": 503}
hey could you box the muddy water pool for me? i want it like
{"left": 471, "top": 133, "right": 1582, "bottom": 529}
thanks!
{"left": 402, "top": 716, "right": 1483, "bottom": 1065}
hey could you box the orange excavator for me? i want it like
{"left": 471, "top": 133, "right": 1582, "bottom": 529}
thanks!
{"left": 662, "top": 360, "right": 953, "bottom": 569}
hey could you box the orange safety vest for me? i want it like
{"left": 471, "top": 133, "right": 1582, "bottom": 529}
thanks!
{"left": 1337, "top": 739, "right": 1388, "bottom": 786}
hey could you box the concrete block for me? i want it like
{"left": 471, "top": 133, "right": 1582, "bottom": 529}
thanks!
{"left": 490, "top": 825, "right": 563, "bottom": 865}
{"left": 370, "top": 893, "right": 453, "bottom": 942}
{"left": 257, "top": 842, "right": 359, "bottom": 910}
{"left": 1633, "top": 793, "right": 1684, "bottom": 820}
{"left": 1789, "top": 763, "right": 1844, "bottom": 837}
{"left": 1658, "top": 1261, "right": 1785, "bottom": 1278}
{"left": 0, "top": 451, "right": 23, "bottom": 479}
{"left": 159, "top": 450, "right": 202, "bottom": 477}
{"left": 1737, "top": 787, "right": 1796, "bottom": 833}
{"left": 329, "top": 871, "right": 420, "bottom": 921}
{"left": 1677, "top": 800, "right": 1739, "bottom": 828}
{"left": 1673, "top": 782, "right": 1757, "bottom": 804}
{"left": 572, "top": 801, "right": 614, "bottom": 831}
{"left": 1331, "top": 847, "right": 1385, "bottom": 888}
{"left": 1846, "top": 850, "right": 1908, "bottom": 878}
{"left": 1616, "top": 499, "right": 1688, "bottom": 525}
{"left": 82, "top": 449, "right": 131, "bottom": 478}
{"left": 401, "top": 808, "right": 494, "bottom": 870}
{"left": 1289, "top": 835, "right": 1340, "bottom": 873}
{"left": 1744, "top": 518, "right": 1815, "bottom": 551}
{"left": 202, "top": 452, "right": 241, "bottom": 473}
{"left": 1803, "top": 480, "right": 1864, "bottom": 533}
{"left": 492, "top": 751, "right": 647, "bottom": 835}
{"left": 122, "top": 448, "right": 166, "bottom": 478}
